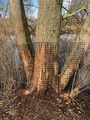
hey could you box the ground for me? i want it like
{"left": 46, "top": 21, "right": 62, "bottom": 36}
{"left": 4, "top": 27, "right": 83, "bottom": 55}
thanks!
{"left": 0, "top": 90, "right": 90, "bottom": 120}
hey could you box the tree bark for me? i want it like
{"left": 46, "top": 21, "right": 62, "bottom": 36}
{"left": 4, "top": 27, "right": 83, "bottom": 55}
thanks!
{"left": 58, "top": 14, "right": 90, "bottom": 93}
{"left": 32, "top": 0, "right": 61, "bottom": 91}
{"left": 0, "top": 18, "right": 82, "bottom": 35}
{"left": 9, "top": 0, "right": 34, "bottom": 86}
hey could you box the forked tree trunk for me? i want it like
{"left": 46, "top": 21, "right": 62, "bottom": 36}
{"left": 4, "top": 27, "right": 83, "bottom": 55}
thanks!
{"left": 59, "top": 14, "right": 90, "bottom": 92}
{"left": 32, "top": 0, "right": 62, "bottom": 92}
{"left": 9, "top": 0, "right": 34, "bottom": 86}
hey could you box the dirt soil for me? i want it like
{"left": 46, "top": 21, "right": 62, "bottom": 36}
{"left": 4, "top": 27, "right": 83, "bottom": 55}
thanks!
{"left": 0, "top": 90, "right": 90, "bottom": 120}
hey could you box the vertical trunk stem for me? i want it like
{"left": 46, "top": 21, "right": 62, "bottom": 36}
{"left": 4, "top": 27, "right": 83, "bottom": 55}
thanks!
{"left": 32, "top": 43, "right": 58, "bottom": 92}
{"left": 9, "top": 0, "right": 34, "bottom": 86}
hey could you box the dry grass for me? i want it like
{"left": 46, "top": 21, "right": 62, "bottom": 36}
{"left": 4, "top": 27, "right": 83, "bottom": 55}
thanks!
{"left": 69, "top": 49, "right": 90, "bottom": 98}
{"left": 0, "top": 34, "right": 26, "bottom": 120}
{"left": 0, "top": 35, "right": 27, "bottom": 95}
{"left": 59, "top": 32, "right": 90, "bottom": 99}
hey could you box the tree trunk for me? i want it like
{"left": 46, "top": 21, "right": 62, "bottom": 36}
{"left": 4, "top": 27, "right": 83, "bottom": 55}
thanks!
{"left": 59, "top": 14, "right": 90, "bottom": 92}
{"left": 32, "top": 0, "right": 62, "bottom": 92}
{"left": 9, "top": 0, "right": 34, "bottom": 86}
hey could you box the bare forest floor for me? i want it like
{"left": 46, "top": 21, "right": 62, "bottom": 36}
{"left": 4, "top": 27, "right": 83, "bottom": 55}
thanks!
{"left": 0, "top": 89, "right": 90, "bottom": 120}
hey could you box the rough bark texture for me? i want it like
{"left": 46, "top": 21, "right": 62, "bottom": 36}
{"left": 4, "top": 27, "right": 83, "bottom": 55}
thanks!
{"left": 0, "top": 19, "right": 14, "bottom": 35}
{"left": 36, "top": 0, "right": 61, "bottom": 43}
{"left": 9, "top": 0, "right": 34, "bottom": 86}
{"left": 0, "top": 18, "right": 82, "bottom": 35}
{"left": 32, "top": 43, "right": 58, "bottom": 91}
{"left": 59, "top": 14, "right": 90, "bottom": 92}
{"left": 32, "top": 0, "right": 61, "bottom": 91}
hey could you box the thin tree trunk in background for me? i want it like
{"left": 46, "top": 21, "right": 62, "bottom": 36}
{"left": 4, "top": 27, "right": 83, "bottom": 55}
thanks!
{"left": 32, "top": 0, "right": 61, "bottom": 91}
{"left": 9, "top": 0, "right": 34, "bottom": 86}
{"left": 59, "top": 14, "right": 90, "bottom": 92}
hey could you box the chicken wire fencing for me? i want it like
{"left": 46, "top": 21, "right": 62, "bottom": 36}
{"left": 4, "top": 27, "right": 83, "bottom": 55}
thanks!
{"left": 0, "top": 25, "right": 90, "bottom": 99}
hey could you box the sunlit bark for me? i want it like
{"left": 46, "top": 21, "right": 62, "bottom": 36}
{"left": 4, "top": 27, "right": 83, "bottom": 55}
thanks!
{"left": 9, "top": 0, "right": 34, "bottom": 86}
{"left": 32, "top": 0, "right": 61, "bottom": 91}
{"left": 59, "top": 14, "right": 90, "bottom": 93}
